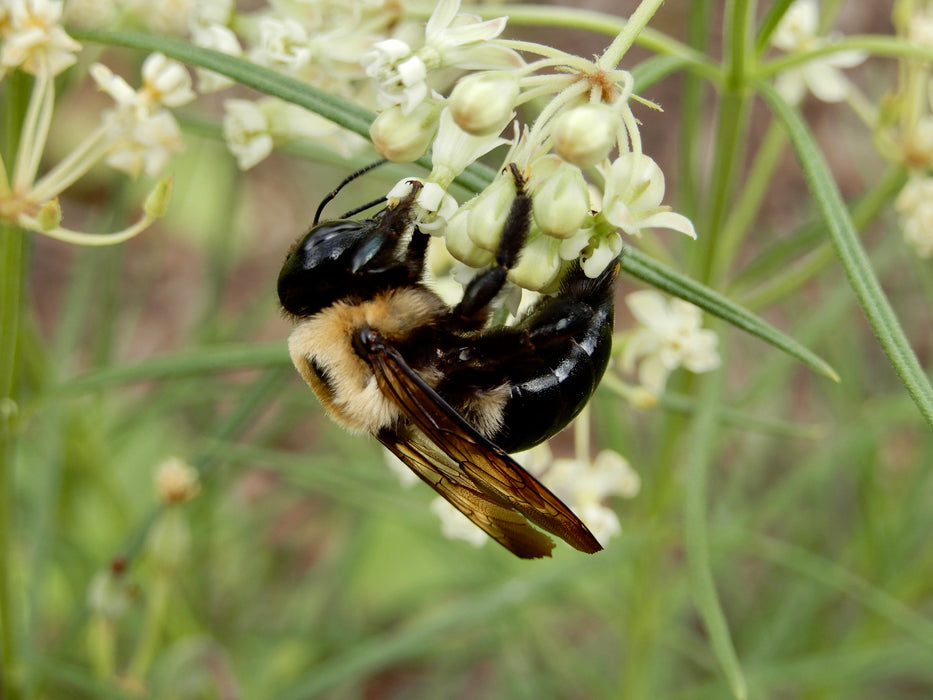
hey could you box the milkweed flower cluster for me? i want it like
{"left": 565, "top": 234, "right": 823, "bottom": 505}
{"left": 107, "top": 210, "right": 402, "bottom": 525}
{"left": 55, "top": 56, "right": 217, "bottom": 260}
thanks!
{"left": 370, "top": 0, "right": 697, "bottom": 292}
{"left": 769, "top": 0, "right": 866, "bottom": 104}
{"left": 875, "top": 0, "right": 933, "bottom": 257}
{"left": 0, "top": 0, "right": 177, "bottom": 245}
{"left": 618, "top": 291, "right": 721, "bottom": 397}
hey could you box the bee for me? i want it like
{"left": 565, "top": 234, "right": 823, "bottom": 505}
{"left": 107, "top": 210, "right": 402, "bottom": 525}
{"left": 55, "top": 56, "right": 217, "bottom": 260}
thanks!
{"left": 278, "top": 164, "right": 618, "bottom": 558}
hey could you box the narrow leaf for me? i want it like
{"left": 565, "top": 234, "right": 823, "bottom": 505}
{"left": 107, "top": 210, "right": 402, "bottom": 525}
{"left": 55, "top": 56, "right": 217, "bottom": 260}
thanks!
{"left": 622, "top": 247, "right": 839, "bottom": 381}
{"left": 758, "top": 81, "right": 933, "bottom": 430}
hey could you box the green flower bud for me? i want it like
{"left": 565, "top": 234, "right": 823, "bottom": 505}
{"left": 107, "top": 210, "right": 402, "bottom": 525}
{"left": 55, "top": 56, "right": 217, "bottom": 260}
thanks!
{"left": 370, "top": 101, "right": 441, "bottom": 163}
{"left": 467, "top": 175, "right": 517, "bottom": 252}
{"left": 532, "top": 163, "right": 589, "bottom": 239}
{"left": 507, "top": 231, "right": 563, "bottom": 291}
{"left": 445, "top": 201, "right": 495, "bottom": 268}
{"left": 448, "top": 73, "right": 518, "bottom": 136}
{"left": 552, "top": 104, "right": 619, "bottom": 167}
{"left": 36, "top": 199, "right": 62, "bottom": 231}
{"left": 144, "top": 177, "right": 174, "bottom": 219}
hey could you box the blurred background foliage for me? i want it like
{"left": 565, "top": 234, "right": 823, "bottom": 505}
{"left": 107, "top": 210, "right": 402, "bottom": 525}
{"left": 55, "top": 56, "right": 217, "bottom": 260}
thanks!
{"left": 3, "top": 1, "right": 933, "bottom": 699}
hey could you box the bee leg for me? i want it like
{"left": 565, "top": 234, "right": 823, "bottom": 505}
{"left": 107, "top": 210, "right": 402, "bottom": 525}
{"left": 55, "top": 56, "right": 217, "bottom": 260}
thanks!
{"left": 453, "top": 164, "right": 531, "bottom": 324}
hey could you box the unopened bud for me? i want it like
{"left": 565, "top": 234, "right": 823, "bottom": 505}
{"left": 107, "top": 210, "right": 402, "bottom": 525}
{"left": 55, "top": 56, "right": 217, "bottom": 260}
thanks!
{"left": 533, "top": 163, "right": 589, "bottom": 239}
{"left": 154, "top": 457, "right": 200, "bottom": 505}
{"left": 467, "top": 175, "right": 517, "bottom": 252}
{"left": 507, "top": 231, "right": 563, "bottom": 292}
{"left": 445, "top": 201, "right": 495, "bottom": 268}
{"left": 552, "top": 104, "right": 619, "bottom": 167}
{"left": 448, "top": 73, "right": 518, "bottom": 136}
{"left": 36, "top": 199, "right": 62, "bottom": 231}
{"left": 370, "top": 101, "right": 441, "bottom": 162}
{"left": 144, "top": 177, "right": 173, "bottom": 219}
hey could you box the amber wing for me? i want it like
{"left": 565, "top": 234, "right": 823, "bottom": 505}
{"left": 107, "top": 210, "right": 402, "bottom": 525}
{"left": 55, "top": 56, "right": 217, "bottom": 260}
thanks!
{"left": 361, "top": 328, "right": 602, "bottom": 557}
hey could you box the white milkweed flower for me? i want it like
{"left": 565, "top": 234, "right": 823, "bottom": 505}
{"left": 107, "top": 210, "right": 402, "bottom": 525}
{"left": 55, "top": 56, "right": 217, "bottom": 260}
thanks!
{"left": 429, "top": 107, "right": 509, "bottom": 188}
{"left": 188, "top": 0, "right": 233, "bottom": 30}
{"left": 191, "top": 23, "right": 242, "bottom": 93}
{"left": 599, "top": 152, "right": 697, "bottom": 240}
{"left": 140, "top": 52, "right": 196, "bottom": 109}
{"left": 770, "top": 0, "right": 866, "bottom": 104}
{"left": 222, "top": 97, "right": 363, "bottom": 170}
{"left": 252, "top": 17, "right": 314, "bottom": 74}
{"left": 522, "top": 445, "right": 639, "bottom": 546}
{"left": 558, "top": 225, "right": 623, "bottom": 279}
{"left": 362, "top": 38, "right": 428, "bottom": 114}
{"left": 91, "top": 57, "right": 189, "bottom": 177}
{"left": 620, "top": 290, "right": 721, "bottom": 396}
{"left": 123, "top": 0, "right": 195, "bottom": 35}
{"left": 222, "top": 99, "right": 274, "bottom": 170}
{"left": 361, "top": 0, "right": 521, "bottom": 115}
{"left": 895, "top": 176, "right": 933, "bottom": 258}
{"left": 63, "top": 0, "right": 118, "bottom": 29}
{"left": 0, "top": 0, "right": 82, "bottom": 78}
{"left": 421, "top": 0, "right": 520, "bottom": 71}
{"left": 105, "top": 110, "right": 184, "bottom": 177}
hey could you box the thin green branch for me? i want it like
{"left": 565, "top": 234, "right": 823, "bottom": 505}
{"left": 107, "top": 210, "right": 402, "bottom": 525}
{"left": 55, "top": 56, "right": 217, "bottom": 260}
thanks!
{"left": 684, "top": 368, "right": 748, "bottom": 700}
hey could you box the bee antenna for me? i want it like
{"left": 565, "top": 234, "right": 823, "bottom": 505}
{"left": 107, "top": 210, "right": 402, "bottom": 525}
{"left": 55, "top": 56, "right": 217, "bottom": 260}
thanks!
{"left": 313, "top": 159, "right": 388, "bottom": 225}
{"left": 338, "top": 195, "right": 387, "bottom": 219}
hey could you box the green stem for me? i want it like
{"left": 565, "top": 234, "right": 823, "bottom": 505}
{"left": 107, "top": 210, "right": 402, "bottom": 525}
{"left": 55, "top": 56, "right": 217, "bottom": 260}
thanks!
{"left": 678, "top": 0, "right": 712, "bottom": 219}
{"left": 711, "top": 119, "right": 787, "bottom": 286}
{"left": 127, "top": 571, "right": 170, "bottom": 681}
{"left": 0, "top": 70, "right": 30, "bottom": 700}
{"left": 698, "top": 90, "right": 749, "bottom": 283}
{"left": 597, "top": 0, "right": 666, "bottom": 69}
{"left": 684, "top": 365, "right": 748, "bottom": 700}
{"left": 0, "top": 223, "right": 25, "bottom": 700}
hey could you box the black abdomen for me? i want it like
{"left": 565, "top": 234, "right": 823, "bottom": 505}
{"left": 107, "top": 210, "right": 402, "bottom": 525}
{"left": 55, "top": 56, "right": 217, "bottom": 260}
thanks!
{"left": 490, "top": 261, "right": 617, "bottom": 453}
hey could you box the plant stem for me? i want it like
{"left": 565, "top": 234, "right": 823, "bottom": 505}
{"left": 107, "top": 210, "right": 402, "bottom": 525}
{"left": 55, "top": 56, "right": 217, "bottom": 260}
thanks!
{"left": 0, "top": 69, "right": 31, "bottom": 700}
{"left": 597, "top": 0, "right": 666, "bottom": 69}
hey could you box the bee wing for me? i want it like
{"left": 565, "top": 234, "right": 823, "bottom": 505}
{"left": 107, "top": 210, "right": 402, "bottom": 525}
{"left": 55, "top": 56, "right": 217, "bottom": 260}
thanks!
{"left": 362, "top": 329, "right": 602, "bottom": 555}
{"left": 379, "top": 431, "right": 556, "bottom": 558}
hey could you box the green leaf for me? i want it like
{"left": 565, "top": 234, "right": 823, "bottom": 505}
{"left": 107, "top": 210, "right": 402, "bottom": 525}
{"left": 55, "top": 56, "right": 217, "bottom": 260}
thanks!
{"left": 621, "top": 247, "right": 840, "bottom": 381}
{"left": 758, "top": 80, "right": 933, "bottom": 430}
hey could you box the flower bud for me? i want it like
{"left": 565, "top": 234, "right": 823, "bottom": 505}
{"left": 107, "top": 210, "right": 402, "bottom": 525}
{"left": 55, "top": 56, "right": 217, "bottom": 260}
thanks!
{"left": 507, "top": 231, "right": 563, "bottom": 292}
{"left": 467, "top": 175, "right": 517, "bottom": 252}
{"left": 370, "top": 101, "right": 441, "bottom": 162}
{"left": 532, "top": 163, "right": 589, "bottom": 239}
{"left": 445, "top": 201, "right": 495, "bottom": 268}
{"left": 552, "top": 104, "right": 619, "bottom": 167}
{"left": 448, "top": 73, "right": 518, "bottom": 136}
{"left": 36, "top": 199, "right": 62, "bottom": 231}
{"left": 154, "top": 456, "right": 200, "bottom": 505}
{"left": 144, "top": 177, "right": 173, "bottom": 219}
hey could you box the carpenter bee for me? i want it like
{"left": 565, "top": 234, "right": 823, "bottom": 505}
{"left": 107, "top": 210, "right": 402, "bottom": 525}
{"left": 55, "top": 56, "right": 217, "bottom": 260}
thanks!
{"left": 278, "top": 164, "right": 618, "bottom": 558}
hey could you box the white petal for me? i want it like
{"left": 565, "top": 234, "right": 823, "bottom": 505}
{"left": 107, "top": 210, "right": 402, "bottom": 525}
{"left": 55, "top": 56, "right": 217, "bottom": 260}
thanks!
{"left": 626, "top": 290, "right": 668, "bottom": 326}
{"left": 637, "top": 210, "right": 697, "bottom": 239}
{"left": 804, "top": 62, "right": 851, "bottom": 103}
